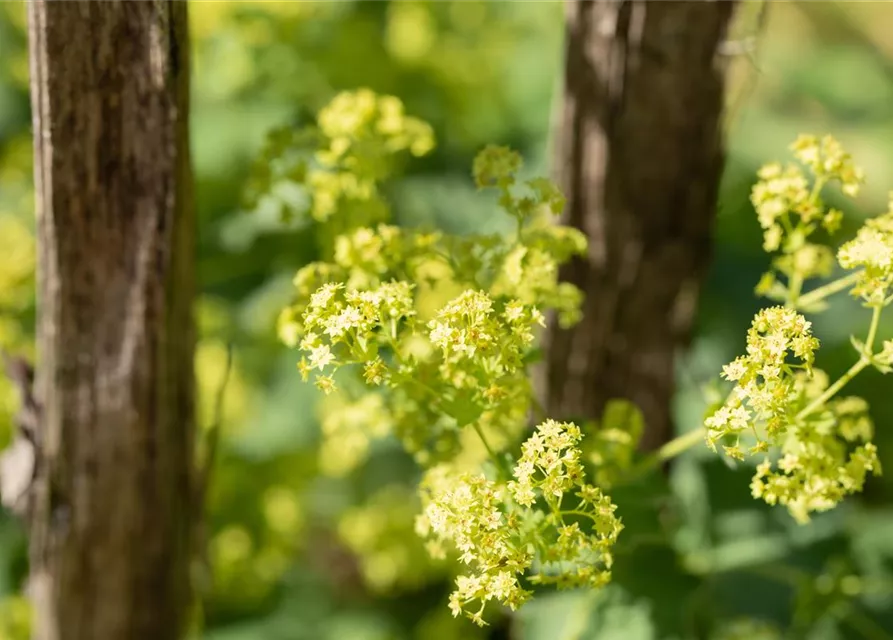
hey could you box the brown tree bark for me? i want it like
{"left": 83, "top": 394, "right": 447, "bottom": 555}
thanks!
{"left": 543, "top": 0, "right": 736, "bottom": 450}
{"left": 26, "top": 2, "right": 195, "bottom": 638}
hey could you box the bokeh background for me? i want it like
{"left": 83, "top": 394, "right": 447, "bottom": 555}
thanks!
{"left": 2, "top": 2, "right": 893, "bottom": 638}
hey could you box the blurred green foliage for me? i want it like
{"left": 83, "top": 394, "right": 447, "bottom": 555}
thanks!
{"left": 2, "top": 2, "right": 893, "bottom": 638}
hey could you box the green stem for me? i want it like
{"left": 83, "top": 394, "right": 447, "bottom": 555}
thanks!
{"left": 548, "top": 498, "right": 565, "bottom": 526}
{"left": 779, "top": 211, "right": 795, "bottom": 235}
{"left": 796, "top": 271, "right": 862, "bottom": 309}
{"left": 796, "top": 358, "right": 868, "bottom": 421}
{"left": 656, "top": 427, "right": 707, "bottom": 463}
{"left": 619, "top": 427, "right": 706, "bottom": 484}
{"left": 797, "top": 304, "right": 883, "bottom": 421}
{"left": 560, "top": 509, "right": 601, "bottom": 524}
{"left": 866, "top": 304, "right": 883, "bottom": 352}
{"left": 809, "top": 175, "right": 827, "bottom": 205}
{"left": 787, "top": 273, "right": 804, "bottom": 308}
{"left": 472, "top": 422, "right": 510, "bottom": 478}
{"left": 472, "top": 422, "right": 497, "bottom": 459}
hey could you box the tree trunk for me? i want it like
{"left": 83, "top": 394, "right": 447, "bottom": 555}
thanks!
{"left": 27, "top": 2, "right": 194, "bottom": 638}
{"left": 543, "top": 0, "right": 736, "bottom": 450}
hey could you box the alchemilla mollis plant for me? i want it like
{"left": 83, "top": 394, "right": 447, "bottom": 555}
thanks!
{"left": 705, "top": 134, "right": 889, "bottom": 524}
{"left": 257, "top": 91, "right": 889, "bottom": 626}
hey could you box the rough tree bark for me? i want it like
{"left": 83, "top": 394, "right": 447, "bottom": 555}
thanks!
{"left": 543, "top": 0, "right": 737, "bottom": 450}
{"left": 26, "top": 2, "right": 194, "bottom": 638}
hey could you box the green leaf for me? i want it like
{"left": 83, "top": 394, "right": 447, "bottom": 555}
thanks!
{"left": 516, "top": 587, "right": 656, "bottom": 640}
{"left": 442, "top": 389, "right": 484, "bottom": 427}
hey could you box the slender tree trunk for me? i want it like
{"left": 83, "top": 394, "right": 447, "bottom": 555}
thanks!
{"left": 27, "top": 2, "right": 194, "bottom": 638}
{"left": 543, "top": 0, "right": 736, "bottom": 450}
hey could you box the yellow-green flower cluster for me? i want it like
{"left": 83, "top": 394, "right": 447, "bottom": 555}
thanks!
{"left": 707, "top": 307, "right": 819, "bottom": 452}
{"left": 469, "top": 145, "right": 586, "bottom": 326}
{"left": 790, "top": 134, "right": 864, "bottom": 197}
{"left": 491, "top": 230, "right": 586, "bottom": 328}
{"left": 749, "top": 371, "right": 881, "bottom": 524}
{"left": 713, "top": 134, "right": 889, "bottom": 523}
{"left": 472, "top": 145, "right": 522, "bottom": 191}
{"left": 417, "top": 469, "right": 533, "bottom": 626}
{"left": 333, "top": 224, "right": 406, "bottom": 289}
{"left": 837, "top": 197, "right": 893, "bottom": 304}
{"left": 416, "top": 421, "right": 621, "bottom": 626}
{"left": 317, "top": 89, "right": 435, "bottom": 166}
{"left": 472, "top": 146, "right": 565, "bottom": 220}
{"left": 242, "top": 89, "right": 434, "bottom": 226}
{"left": 704, "top": 307, "right": 878, "bottom": 520}
{"left": 296, "top": 280, "right": 416, "bottom": 394}
{"left": 508, "top": 419, "right": 586, "bottom": 506}
{"left": 708, "top": 134, "right": 893, "bottom": 522}
{"left": 310, "top": 89, "right": 434, "bottom": 223}
{"left": 751, "top": 161, "right": 813, "bottom": 252}
{"left": 278, "top": 225, "right": 446, "bottom": 347}
{"left": 428, "top": 292, "right": 543, "bottom": 385}
{"left": 709, "top": 347, "right": 882, "bottom": 523}
{"left": 751, "top": 135, "right": 863, "bottom": 302}
{"left": 266, "top": 93, "right": 613, "bottom": 624}
{"left": 510, "top": 421, "right": 621, "bottom": 591}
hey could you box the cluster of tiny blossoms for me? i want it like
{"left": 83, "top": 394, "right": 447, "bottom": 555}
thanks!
{"left": 510, "top": 421, "right": 622, "bottom": 590}
{"left": 242, "top": 89, "right": 434, "bottom": 228}
{"left": 310, "top": 89, "right": 434, "bottom": 223}
{"left": 751, "top": 134, "right": 863, "bottom": 302}
{"left": 417, "top": 470, "right": 532, "bottom": 626}
{"left": 294, "top": 283, "right": 545, "bottom": 465}
{"left": 428, "top": 292, "right": 543, "bottom": 391}
{"left": 263, "top": 91, "right": 624, "bottom": 624}
{"left": 274, "top": 113, "right": 589, "bottom": 468}
{"left": 472, "top": 145, "right": 587, "bottom": 328}
{"left": 707, "top": 306, "right": 819, "bottom": 454}
{"left": 297, "top": 280, "right": 415, "bottom": 394}
{"left": 837, "top": 196, "right": 893, "bottom": 305}
{"left": 707, "top": 135, "right": 888, "bottom": 523}
{"left": 708, "top": 342, "right": 882, "bottom": 526}
{"left": 749, "top": 370, "right": 880, "bottom": 524}
{"left": 416, "top": 421, "right": 621, "bottom": 626}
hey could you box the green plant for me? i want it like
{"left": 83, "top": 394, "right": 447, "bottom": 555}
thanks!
{"left": 267, "top": 92, "right": 889, "bottom": 626}
{"left": 705, "top": 134, "right": 888, "bottom": 524}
